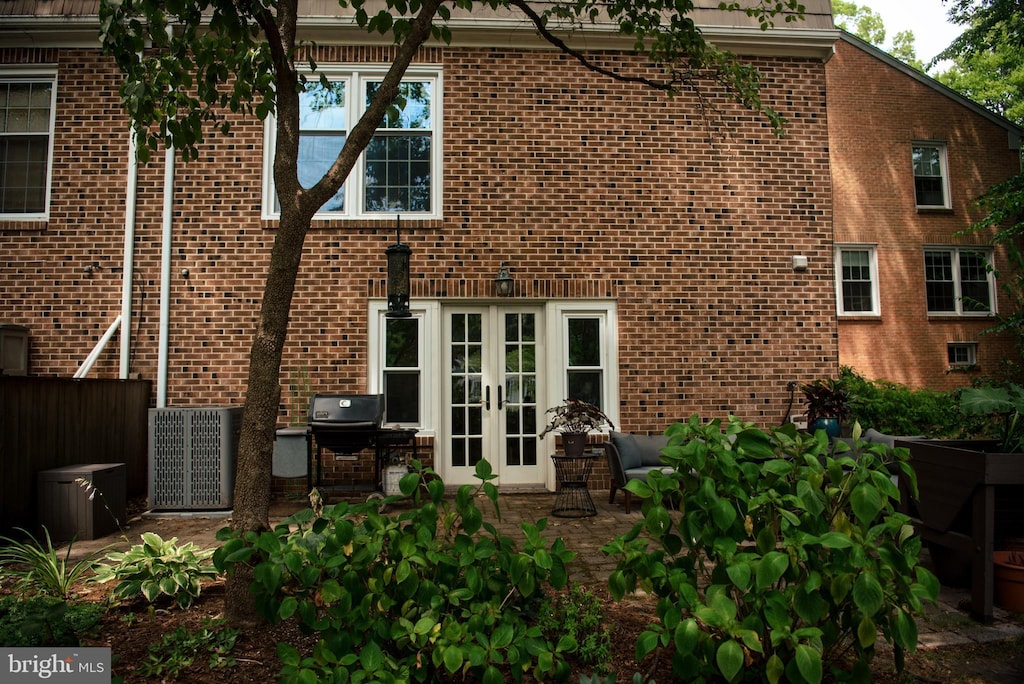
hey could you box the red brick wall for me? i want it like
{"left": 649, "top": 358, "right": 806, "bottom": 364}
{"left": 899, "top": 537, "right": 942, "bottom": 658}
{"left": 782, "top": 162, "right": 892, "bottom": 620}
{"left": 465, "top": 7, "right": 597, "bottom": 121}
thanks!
{"left": 1, "top": 43, "right": 836, "bottom": 467}
{"left": 827, "top": 39, "right": 1019, "bottom": 390}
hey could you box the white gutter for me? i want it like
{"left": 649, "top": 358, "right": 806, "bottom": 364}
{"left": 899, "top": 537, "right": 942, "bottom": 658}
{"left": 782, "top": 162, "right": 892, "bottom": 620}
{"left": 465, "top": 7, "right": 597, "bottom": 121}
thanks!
{"left": 75, "top": 315, "right": 122, "bottom": 379}
{"left": 119, "top": 129, "right": 139, "bottom": 379}
{"left": 156, "top": 143, "right": 174, "bottom": 408}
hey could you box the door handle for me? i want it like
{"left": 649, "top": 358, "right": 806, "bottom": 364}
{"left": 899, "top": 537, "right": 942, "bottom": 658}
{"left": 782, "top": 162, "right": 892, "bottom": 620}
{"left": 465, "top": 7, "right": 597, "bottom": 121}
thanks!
{"left": 498, "top": 385, "right": 504, "bottom": 410}
{"left": 485, "top": 385, "right": 491, "bottom": 410}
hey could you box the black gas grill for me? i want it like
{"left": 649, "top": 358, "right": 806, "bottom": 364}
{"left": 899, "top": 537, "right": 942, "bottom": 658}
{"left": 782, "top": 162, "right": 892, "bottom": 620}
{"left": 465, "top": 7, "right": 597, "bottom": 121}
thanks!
{"left": 306, "top": 393, "right": 416, "bottom": 493}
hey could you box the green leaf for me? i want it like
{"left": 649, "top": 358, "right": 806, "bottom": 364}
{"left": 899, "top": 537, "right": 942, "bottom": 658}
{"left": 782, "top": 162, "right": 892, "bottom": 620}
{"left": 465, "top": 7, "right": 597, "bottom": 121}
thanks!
{"left": 279, "top": 596, "right": 298, "bottom": 619}
{"left": 850, "top": 482, "right": 883, "bottom": 524}
{"left": 893, "top": 608, "right": 918, "bottom": 650}
{"left": 636, "top": 630, "right": 660, "bottom": 660}
{"left": 795, "top": 643, "right": 823, "bottom": 684}
{"left": 359, "top": 640, "right": 384, "bottom": 671}
{"left": 756, "top": 551, "right": 789, "bottom": 590}
{"left": 766, "top": 654, "right": 785, "bottom": 684}
{"left": 857, "top": 614, "right": 877, "bottom": 648}
{"left": 815, "top": 531, "right": 853, "bottom": 548}
{"left": 716, "top": 639, "right": 744, "bottom": 682}
{"left": 853, "top": 572, "right": 884, "bottom": 616}
{"left": 442, "top": 645, "right": 463, "bottom": 673}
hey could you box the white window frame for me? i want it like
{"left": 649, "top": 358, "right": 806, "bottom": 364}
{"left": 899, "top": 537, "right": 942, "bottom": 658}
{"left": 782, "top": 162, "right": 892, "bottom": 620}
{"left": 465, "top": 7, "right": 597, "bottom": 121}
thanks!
{"left": 545, "top": 302, "right": 619, "bottom": 430}
{"left": 262, "top": 65, "right": 443, "bottom": 221}
{"left": 834, "top": 244, "right": 880, "bottom": 316}
{"left": 0, "top": 69, "right": 57, "bottom": 221}
{"left": 947, "top": 341, "right": 978, "bottom": 369}
{"left": 912, "top": 141, "right": 951, "bottom": 209}
{"left": 368, "top": 300, "right": 439, "bottom": 436}
{"left": 924, "top": 246, "right": 996, "bottom": 316}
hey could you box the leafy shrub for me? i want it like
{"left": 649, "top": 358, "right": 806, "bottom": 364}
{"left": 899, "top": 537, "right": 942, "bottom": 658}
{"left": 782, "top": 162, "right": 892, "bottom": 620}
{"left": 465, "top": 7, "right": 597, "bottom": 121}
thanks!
{"left": 137, "top": 618, "right": 239, "bottom": 678}
{"left": 214, "top": 459, "right": 578, "bottom": 683}
{"left": 841, "top": 367, "right": 973, "bottom": 438}
{"left": 94, "top": 532, "right": 218, "bottom": 609}
{"left": 603, "top": 417, "right": 938, "bottom": 684}
{"left": 0, "top": 595, "right": 104, "bottom": 647}
{"left": 538, "top": 583, "right": 612, "bottom": 674}
{"left": 0, "top": 527, "right": 103, "bottom": 599}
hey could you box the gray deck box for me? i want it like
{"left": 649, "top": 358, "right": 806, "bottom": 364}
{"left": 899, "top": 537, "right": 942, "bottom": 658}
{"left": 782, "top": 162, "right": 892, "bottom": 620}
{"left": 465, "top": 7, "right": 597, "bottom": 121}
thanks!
{"left": 37, "top": 463, "right": 126, "bottom": 541}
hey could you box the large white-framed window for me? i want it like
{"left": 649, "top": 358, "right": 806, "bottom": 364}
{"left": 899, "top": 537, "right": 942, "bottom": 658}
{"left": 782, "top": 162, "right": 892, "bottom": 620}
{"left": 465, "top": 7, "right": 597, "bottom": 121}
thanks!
{"left": 924, "top": 247, "right": 995, "bottom": 315}
{"left": 263, "top": 65, "right": 442, "bottom": 220}
{"left": 835, "top": 244, "right": 880, "bottom": 316}
{"left": 547, "top": 302, "right": 619, "bottom": 424}
{"left": 0, "top": 72, "right": 56, "bottom": 220}
{"left": 912, "top": 142, "right": 950, "bottom": 209}
{"left": 368, "top": 301, "right": 439, "bottom": 434}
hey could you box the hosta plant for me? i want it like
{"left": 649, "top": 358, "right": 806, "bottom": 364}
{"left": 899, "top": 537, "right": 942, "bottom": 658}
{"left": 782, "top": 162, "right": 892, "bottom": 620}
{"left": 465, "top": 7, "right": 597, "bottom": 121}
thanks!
{"left": 94, "top": 533, "right": 219, "bottom": 609}
{"left": 214, "top": 459, "right": 578, "bottom": 683}
{"left": 603, "top": 417, "right": 938, "bottom": 684}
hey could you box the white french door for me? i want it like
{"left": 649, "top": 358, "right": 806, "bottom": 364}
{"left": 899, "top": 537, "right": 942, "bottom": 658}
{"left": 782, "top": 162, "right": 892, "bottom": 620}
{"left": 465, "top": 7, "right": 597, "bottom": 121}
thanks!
{"left": 442, "top": 306, "right": 545, "bottom": 486}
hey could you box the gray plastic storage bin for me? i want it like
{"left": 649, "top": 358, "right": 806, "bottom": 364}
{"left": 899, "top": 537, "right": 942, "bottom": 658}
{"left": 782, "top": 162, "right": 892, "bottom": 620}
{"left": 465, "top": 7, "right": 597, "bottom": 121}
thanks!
{"left": 37, "top": 463, "right": 126, "bottom": 541}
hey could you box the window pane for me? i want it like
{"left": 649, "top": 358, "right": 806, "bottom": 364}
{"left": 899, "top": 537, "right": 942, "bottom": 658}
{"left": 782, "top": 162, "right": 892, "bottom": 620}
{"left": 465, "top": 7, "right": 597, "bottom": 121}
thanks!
{"left": 0, "top": 137, "right": 47, "bottom": 213}
{"left": 367, "top": 81, "right": 432, "bottom": 129}
{"left": 384, "top": 371, "right": 419, "bottom": 424}
{"left": 913, "top": 145, "right": 945, "bottom": 206}
{"left": 364, "top": 134, "right": 431, "bottom": 212}
{"left": 297, "top": 134, "right": 346, "bottom": 210}
{"left": 385, "top": 318, "right": 418, "bottom": 367}
{"left": 567, "top": 371, "right": 602, "bottom": 407}
{"left": 568, "top": 318, "right": 601, "bottom": 366}
{"left": 299, "top": 82, "right": 346, "bottom": 131}
{"left": 840, "top": 250, "right": 873, "bottom": 313}
{"left": 959, "top": 252, "right": 991, "bottom": 312}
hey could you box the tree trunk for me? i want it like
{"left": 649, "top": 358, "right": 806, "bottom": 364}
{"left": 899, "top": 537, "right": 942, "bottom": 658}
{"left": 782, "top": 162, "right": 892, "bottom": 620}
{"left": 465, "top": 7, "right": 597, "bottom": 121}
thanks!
{"left": 223, "top": 0, "right": 446, "bottom": 626}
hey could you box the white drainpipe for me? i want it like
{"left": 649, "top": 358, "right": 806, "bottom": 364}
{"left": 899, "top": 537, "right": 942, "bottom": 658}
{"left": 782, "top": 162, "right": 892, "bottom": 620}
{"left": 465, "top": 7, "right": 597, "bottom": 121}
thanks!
{"left": 119, "top": 129, "right": 138, "bottom": 380}
{"left": 156, "top": 142, "right": 174, "bottom": 408}
{"left": 156, "top": 24, "right": 176, "bottom": 409}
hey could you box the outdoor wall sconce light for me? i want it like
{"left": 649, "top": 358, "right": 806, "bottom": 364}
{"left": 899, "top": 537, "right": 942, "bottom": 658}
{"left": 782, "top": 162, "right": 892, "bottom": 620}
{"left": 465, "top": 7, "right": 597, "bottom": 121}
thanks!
{"left": 385, "top": 216, "right": 412, "bottom": 318}
{"left": 83, "top": 261, "right": 101, "bottom": 276}
{"left": 792, "top": 255, "right": 808, "bottom": 271}
{"left": 495, "top": 261, "right": 514, "bottom": 297}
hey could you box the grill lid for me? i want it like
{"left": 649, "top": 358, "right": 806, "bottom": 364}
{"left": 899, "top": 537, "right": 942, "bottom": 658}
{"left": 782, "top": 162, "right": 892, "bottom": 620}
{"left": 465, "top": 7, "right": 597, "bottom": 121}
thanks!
{"left": 308, "top": 394, "right": 385, "bottom": 428}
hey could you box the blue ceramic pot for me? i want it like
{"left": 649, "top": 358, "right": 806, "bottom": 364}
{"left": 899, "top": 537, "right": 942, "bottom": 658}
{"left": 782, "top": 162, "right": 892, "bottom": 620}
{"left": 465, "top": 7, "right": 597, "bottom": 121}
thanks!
{"left": 809, "top": 417, "right": 841, "bottom": 438}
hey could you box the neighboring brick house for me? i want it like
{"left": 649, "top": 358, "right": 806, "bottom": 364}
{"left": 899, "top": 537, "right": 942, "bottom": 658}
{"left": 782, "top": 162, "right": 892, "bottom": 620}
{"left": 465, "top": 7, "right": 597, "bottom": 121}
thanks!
{"left": 2, "top": 1, "right": 842, "bottom": 492}
{"left": 827, "top": 33, "right": 1022, "bottom": 391}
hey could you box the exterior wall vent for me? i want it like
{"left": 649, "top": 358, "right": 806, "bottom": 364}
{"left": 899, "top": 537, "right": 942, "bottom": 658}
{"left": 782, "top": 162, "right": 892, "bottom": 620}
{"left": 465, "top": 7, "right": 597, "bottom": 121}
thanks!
{"left": 148, "top": 406, "right": 243, "bottom": 511}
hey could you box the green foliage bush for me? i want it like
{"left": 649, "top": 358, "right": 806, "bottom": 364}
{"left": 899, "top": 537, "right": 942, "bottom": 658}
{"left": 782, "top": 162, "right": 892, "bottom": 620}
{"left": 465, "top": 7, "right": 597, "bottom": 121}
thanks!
{"left": 603, "top": 417, "right": 938, "bottom": 684}
{"left": 94, "top": 532, "right": 219, "bottom": 609}
{"left": 0, "top": 595, "right": 104, "bottom": 647}
{"left": 214, "top": 460, "right": 578, "bottom": 683}
{"left": 538, "top": 583, "right": 612, "bottom": 674}
{"left": 841, "top": 367, "right": 974, "bottom": 438}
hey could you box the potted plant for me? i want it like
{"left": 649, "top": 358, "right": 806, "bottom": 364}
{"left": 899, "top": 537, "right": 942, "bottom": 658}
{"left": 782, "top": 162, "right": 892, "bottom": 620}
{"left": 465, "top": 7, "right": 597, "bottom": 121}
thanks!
{"left": 800, "top": 377, "right": 855, "bottom": 438}
{"left": 273, "top": 364, "right": 312, "bottom": 479}
{"left": 539, "top": 398, "right": 614, "bottom": 457}
{"left": 994, "top": 549, "right": 1024, "bottom": 612}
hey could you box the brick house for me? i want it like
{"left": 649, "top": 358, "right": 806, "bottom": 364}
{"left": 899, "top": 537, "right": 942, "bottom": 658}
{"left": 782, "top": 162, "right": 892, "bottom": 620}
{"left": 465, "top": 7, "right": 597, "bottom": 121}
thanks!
{"left": 0, "top": 1, "right": 952, "bottom": 494}
{"left": 827, "top": 33, "right": 1021, "bottom": 390}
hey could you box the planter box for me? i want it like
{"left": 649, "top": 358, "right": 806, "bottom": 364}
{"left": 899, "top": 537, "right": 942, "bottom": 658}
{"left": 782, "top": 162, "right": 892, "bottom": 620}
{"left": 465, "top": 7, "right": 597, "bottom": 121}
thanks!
{"left": 898, "top": 439, "right": 1024, "bottom": 622}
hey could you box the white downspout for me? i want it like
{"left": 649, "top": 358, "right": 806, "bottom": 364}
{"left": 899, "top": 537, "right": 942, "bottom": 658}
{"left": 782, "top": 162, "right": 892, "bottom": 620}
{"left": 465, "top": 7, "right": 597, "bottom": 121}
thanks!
{"left": 156, "top": 24, "right": 175, "bottom": 408}
{"left": 156, "top": 142, "right": 174, "bottom": 408}
{"left": 119, "top": 129, "right": 139, "bottom": 380}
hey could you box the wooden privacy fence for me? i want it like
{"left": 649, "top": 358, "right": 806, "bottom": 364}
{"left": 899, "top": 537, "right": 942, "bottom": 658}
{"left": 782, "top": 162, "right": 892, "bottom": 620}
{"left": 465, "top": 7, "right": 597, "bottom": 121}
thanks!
{"left": 0, "top": 376, "right": 151, "bottom": 534}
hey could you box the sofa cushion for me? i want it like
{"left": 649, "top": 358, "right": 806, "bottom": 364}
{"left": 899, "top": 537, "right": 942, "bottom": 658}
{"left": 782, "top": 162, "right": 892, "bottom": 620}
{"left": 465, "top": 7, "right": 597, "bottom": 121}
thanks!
{"left": 610, "top": 432, "right": 669, "bottom": 470}
{"left": 610, "top": 432, "right": 641, "bottom": 471}
{"left": 624, "top": 465, "right": 673, "bottom": 481}
{"left": 634, "top": 434, "right": 670, "bottom": 466}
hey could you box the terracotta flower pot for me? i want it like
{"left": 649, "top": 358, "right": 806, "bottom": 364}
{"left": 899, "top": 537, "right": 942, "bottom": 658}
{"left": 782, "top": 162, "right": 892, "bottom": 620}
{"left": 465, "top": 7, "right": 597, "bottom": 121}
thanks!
{"left": 993, "top": 551, "right": 1024, "bottom": 613}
